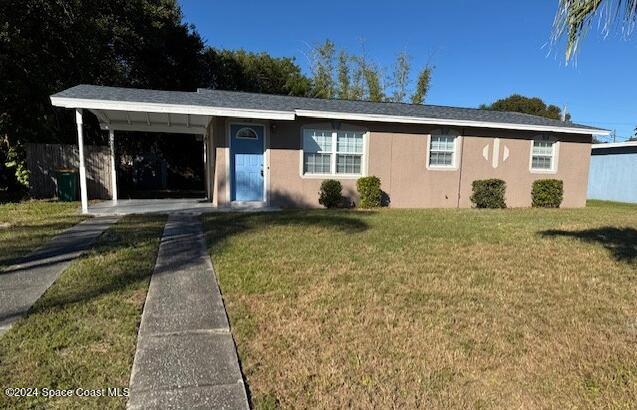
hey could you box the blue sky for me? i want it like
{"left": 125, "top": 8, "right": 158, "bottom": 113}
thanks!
{"left": 180, "top": 0, "right": 636, "bottom": 140}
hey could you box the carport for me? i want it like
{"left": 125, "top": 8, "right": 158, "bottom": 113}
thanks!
{"left": 51, "top": 84, "right": 295, "bottom": 213}
{"left": 51, "top": 95, "right": 212, "bottom": 214}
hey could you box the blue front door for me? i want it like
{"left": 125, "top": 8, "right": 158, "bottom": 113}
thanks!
{"left": 230, "top": 124, "right": 264, "bottom": 201}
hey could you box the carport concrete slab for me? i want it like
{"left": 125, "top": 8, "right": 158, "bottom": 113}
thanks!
{"left": 128, "top": 213, "right": 248, "bottom": 410}
{"left": 88, "top": 198, "right": 280, "bottom": 216}
{"left": 88, "top": 199, "right": 215, "bottom": 216}
{"left": 0, "top": 216, "right": 119, "bottom": 334}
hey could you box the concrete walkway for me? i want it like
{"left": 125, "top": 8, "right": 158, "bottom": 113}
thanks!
{"left": 128, "top": 213, "right": 249, "bottom": 410}
{"left": 0, "top": 216, "right": 120, "bottom": 335}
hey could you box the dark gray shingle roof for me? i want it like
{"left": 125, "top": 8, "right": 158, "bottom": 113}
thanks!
{"left": 52, "top": 84, "right": 606, "bottom": 132}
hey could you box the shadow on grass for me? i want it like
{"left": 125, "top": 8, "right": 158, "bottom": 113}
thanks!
{"left": 0, "top": 217, "right": 85, "bottom": 268}
{"left": 204, "top": 210, "right": 371, "bottom": 251}
{"left": 0, "top": 217, "right": 163, "bottom": 326}
{"left": 541, "top": 226, "right": 637, "bottom": 263}
{"left": 2, "top": 210, "right": 370, "bottom": 327}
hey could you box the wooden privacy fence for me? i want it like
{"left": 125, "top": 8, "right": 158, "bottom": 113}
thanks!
{"left": 26, "top": 143, "right": 112, "bottom": 199}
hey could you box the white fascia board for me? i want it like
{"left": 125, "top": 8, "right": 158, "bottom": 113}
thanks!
{"left": 50, "top": 96, "right": 295, "bottom": 121}
{"left": 52, "top": 96, "right": 609, "bottom": 135}
{"left": 294, "top": 109, "right": 610, "bottom": 136}
{"left": 592, "top": 141, "right": 637, "bottom": 149}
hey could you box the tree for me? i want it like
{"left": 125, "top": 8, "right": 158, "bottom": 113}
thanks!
{"left": 359, "top": 59, "right": 384, "bottom": 102}
{"left": 310, "top": 40, "right": 336, "bottom": 99}
{"left": 199, "top": 49, "right": 310, "bottom": 96}
{"left": 0, "top": 0, "right": 205, "bottom": 147}
{"left": 390, "top": 51, "right": 410, "bottom": 103}
{"left": 349, "top": 47, "right": 385, "bottom": 102}
{"left": 309, "top": 40, "right": 434, "bottom": 104}
{"left": 411, "top": 66, "right": 433, "bottom": 104}
{"left": 552, "top": 0, "right": 637, "bottom": 61}
{"left": 336, "top": 51, "right": 350, "bottom": 100}
{"left": 480, "top": 94, "right": 569, "bottom": 121}
{"left": 0, "top": 0, "right": 314, "bottom": 199}
{"left": 0, "top": 0, "right": 207, "bottom": 198}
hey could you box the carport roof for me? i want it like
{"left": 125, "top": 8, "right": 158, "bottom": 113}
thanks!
{"left": 51, "top": 84, "right": 609, "bottom": 135}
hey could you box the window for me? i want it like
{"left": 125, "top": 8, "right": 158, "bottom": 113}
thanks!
{"left": 531, "top": 139, "right": 556, "bottom": 171}
{"left": 303, "top": 128, "right": 365, "bottom": 175}
{"left": 236, "top": 127, "right": 258, "bottom": 139}
{"left": 303, "top": 129, "right": 332, "bottom": 174}
{"left": 336, "top": 131, "right": 363, "bottom": 174}
{"left": 428, "top": 133, "right": 457, "bottom": 167}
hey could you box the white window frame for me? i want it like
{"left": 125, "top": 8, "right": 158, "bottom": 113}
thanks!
{"left": 300, "top": 124, "right": 368, "bottom": 179}
{"left": 426, "top": 129, "right": 461, "bottom": 171}
{"left": 529, "top": 137, "right": 559, "bottom": 174}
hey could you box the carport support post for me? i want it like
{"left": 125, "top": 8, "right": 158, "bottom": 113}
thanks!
{"left": 109, "top": 129, "right": 118, "bottom": 203}
{"left": 75, "top": 109, "right": 88, "bottom": 214}
{"left": 203, "top": 132, "right": 210, "bottom": 200}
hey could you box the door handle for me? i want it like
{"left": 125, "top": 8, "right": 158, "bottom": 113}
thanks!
{"left": 260, "top": 169, "right": 264, "bottom": 177}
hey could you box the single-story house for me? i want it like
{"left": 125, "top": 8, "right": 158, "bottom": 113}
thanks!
{"left": 50, "top": 85, "right": 609, "bottom": 213}
{"left": 588, "top": 141, "right": 637, "bottom": 203}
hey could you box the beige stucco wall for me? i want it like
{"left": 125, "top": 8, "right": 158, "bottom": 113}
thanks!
{"left": 268, "top": 119, "right": 358, "bottom": 208}
{"left": 457, "top": 129, "right": 591, "bottom": 207}
{"left": 211, "top": 117, "right": 592, "bottom": 208}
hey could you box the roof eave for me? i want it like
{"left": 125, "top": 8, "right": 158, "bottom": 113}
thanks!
{"left": 50, "top": 95, "right": 609, "bottom": 136}
{"left": 49, "top": 96, "right": 296, "bottom": 121}
{"left": 295, "top": 109, "right": 610, "bottom": 136}
{"left": 592, "top": 141, "right": 637, "bottom": 149}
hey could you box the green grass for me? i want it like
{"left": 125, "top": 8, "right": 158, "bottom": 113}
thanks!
{"left": 204, "top": 201, "right": 637, "bottom": 409}
{"left": 0, "top": 200, "right": 85, "bottom": 270}
{"left": 0, "top": 214, "right": 166, "bottom": 410}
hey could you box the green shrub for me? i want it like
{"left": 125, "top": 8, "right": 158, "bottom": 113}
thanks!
{"left": 532, "top": 179, "right": 563, "bottom": 208}
{"left": 470, "top": 179, "right": 507, "bottom": 208}
{"left": 356, "top": 176, "right": 382, "bottom": 208}
{"left": 318, "top": 179, "right": 342, "bottom": 208}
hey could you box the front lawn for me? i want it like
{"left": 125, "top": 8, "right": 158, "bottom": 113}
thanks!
{"left": 0, "top": 215, "right": 166, "bottom": 410}
{"left": 204, "top": 200, "right": 637, "bottom": 409}
{"left": 0, "top": 200, "right": 85, "bottom": 270}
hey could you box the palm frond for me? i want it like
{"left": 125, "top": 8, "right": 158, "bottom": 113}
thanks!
{"left": 552, "top": 0, "right": 636, "bottom": 61}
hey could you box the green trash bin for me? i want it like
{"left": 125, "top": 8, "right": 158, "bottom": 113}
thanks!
{"left": 56, "top": 169, "right": 79, "bottom": 201}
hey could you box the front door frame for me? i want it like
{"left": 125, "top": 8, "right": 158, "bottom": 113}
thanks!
{"left": 226, "top": 120, "right": 268, "bottom": 204}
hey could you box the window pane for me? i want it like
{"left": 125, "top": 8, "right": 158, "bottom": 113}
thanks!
{"left": 336, "top": 154, "right": 362, "bottom": 174}
{"left": 532, "top": 140, "right": 554, "bottom": 169}
{"left": 303, "top": 129, "right": 332, "bottom": 153}
{"left": 430, "top": 136, "right": 442, "bottom": 151}
{"left": 533, "top": 140, "right": 554, "bottom": 156}
{"left": 431, "top": 135, "right": 455, "bottom": 152}
{"left": 429, "top": 151, "right": 453, "bottom": 166}
{"left": 429, "top": 134, "right": 455, "bottom": 166}
{"left": 236, "top": 127, "right": 258, "bottom": 139}
{"left": 532, "top": 155, "right": 552, "bottom": 169}
{"left": 337, "top": 131, "right": 364, "bottom": 154}
{"left": 304, "top": 153, "right": 332, "bottom": 174}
